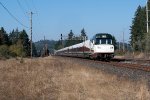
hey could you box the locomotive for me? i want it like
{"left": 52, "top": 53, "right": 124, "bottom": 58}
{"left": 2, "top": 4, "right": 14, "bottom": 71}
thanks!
{"left": 55, "top": 33, "right": 114, "bottom": 60}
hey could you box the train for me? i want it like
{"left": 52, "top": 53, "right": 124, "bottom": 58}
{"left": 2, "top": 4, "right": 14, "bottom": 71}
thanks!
{"left": 55, "top": 33, "right": 114, "bottom": 60}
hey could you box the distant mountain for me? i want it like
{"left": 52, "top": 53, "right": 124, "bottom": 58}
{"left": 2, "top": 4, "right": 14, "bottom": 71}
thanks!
{"left": 34, "top": 40, "right": 57, "bottom": 54}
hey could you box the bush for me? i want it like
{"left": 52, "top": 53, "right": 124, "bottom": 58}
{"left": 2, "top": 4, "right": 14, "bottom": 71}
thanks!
{"left": 145, "top": 33, "right": 150, "bottom": 52}
{"left": 9, "top": 44, "right": 25, "bottom": 57}
{"left": 0, "top": 45, "right": 10, "bottom": 59}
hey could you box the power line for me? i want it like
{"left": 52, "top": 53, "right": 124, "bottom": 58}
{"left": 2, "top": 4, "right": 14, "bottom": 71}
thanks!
{"left": 31, "top": 0, "right": 38, "bottom": 13}
{"left": 0, "top": 1, "right": 29, "bottom": 28}
{"left": 24, "top": 0, "right": 32, "bottom": 12}
{"left": 18, "top": 0, "right": 40, "bottom": 42}
{"left": 31, "top": 0, "right": 43, "bottom": 41}
{"left": 23, "top": 0, "right": 41, "bottom": 42}
{"left": 24, "top": 0, "right": 41, "bottom": 42}
{"left": 16, "top": 0, "right": 29, "bottom": 20}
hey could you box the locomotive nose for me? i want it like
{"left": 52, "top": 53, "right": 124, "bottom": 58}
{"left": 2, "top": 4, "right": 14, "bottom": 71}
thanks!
{"left": 97, "top": 46, "right": 101, "bottom": 49}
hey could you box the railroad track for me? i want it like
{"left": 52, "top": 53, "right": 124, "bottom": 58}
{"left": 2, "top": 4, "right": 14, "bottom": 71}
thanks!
{"left": 56, "top": 56, "right": 150, "bottom": 72}
{"left": 110, "top": 61, "right": 150, "bottom": 72}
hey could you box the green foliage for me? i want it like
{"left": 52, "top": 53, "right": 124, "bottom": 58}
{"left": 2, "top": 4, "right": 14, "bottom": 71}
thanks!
{"left": 81, "top": 28, "right": 88, "bottom": 40}
{"left": 130, "top": 5, "right": 147, "bottom": 52}
{"left": 9, "top": 43, "right": 24, "bottom": 57}
{"left": 68, "top": 30, "right": 74, "bottom": 40}
{"left": 65, "top": 39, "right": 82, "bottom": 47}
{"left": 35, "top": 40, "right": 56, "bottom": 51}
{"left": 19, "top": 30, "right": 31, "bottom": 56}
{"left": 54, "top": 40, "right": 63, "bottom": 50}
{"left": 55, "top": 29, "right": 88, "bottom": 50}
{"left": 8, "top": 29, "right": 31, "bottom": 57}
{"left": 0, "top": 27, "right": 10, "bottom": 45}
{"left": 0, "top": 45, "right": 10, "bottom": 58}
{"left": 81, "top": 28, "right": 86, "bottom": 37}
{"left": 0, "top": 27, "right": 38, "bottom": 58}
{"left": 9, "top": 29, "right": 19, "bottom": 45}
{"left": 145, "top": 32, "right": 150, "bottom": 52}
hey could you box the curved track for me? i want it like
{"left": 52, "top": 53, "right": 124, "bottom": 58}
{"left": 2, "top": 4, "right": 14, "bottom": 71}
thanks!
{"left": 56, "top": 56, "right": 150, "bottom": 72}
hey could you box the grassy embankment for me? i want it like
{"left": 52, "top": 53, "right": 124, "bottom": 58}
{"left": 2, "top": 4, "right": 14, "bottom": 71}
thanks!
{"left": 0, "top": 56, "right": 149, "bottom": 100}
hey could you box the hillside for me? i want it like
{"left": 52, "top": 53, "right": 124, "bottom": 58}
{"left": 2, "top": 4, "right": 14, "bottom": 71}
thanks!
{"left": 34, "top": 40, "right": 57, "bottom": 54}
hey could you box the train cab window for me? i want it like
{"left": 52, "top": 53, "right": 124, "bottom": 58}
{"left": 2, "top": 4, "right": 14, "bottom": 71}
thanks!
{"left": 95, "top": 38, "right": 106, "bottom": 45}
{"left": 107, "top": 39, "right": 112, "bottom": 44}
{"left": 101, "top": 39, "right": 106, "bottom": 44}
{"left": 95, "top": 38, "right": 112, "bottom": 45}
{"left": 95, "top": 39, "right": 100, "bottom": 45}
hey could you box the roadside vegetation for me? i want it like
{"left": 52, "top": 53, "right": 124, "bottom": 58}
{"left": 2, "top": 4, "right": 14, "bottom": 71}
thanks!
{"left": 128, "top": 0, "right": 150, "bottom": 58}
{"left": 0, "top": 27, "right": 52, "bottom": 59}
{"left": 0, "top": 56, "right": 149, "bottom": 100}
{"left": 0, "top": 27, "right": 37, "bottom": 59}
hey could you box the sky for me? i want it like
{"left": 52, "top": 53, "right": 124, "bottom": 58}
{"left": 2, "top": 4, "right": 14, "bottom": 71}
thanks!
{"left": 0, "top": 0, "right": 147, "bottom": 42}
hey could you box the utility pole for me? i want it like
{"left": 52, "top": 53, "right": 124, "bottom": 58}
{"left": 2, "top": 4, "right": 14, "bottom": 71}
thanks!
{"left": 44, "top": 36, "right": 45, "bottom": 52}
{"left": 123, "top": 31, "right": 125, "bottom": 52}
{"left": 44, "top": 36, "right": 45, "bottom": 41}
{"left": 30, "top": 12, "right": 34, "bottom": 58}
{"left": 44, "top": 36, "right": 47, "bottom": 56}
{"left": 118, "top": 42, "right": 120, "bottom": 52}
{"left": 146, "top": 0, "right": 149, "bottom": 33}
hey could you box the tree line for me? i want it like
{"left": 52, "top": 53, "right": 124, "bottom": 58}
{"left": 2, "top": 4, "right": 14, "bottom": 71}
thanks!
{"left": 0, "top": 27, "right": 37, "bottom": 58}
{"left": 55, "top": 28, "right": 88, "bottom": 50}
{"left": 130, "top": 0, "right": 150, "bottom": 53}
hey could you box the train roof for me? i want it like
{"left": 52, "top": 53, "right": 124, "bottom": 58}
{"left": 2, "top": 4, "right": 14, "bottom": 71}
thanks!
{"left": 95, "top": 33, "right": 113, "bottom": 39}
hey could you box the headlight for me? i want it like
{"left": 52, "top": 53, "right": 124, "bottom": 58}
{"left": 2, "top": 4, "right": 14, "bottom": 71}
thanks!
{"left": 110, "top": 47, "right": 114, "bottom": 49}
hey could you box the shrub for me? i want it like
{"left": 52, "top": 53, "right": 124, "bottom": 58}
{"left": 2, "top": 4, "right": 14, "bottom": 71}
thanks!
{"left": 9, "top": 44, "right": 25, "bottom": 57}
{"left": 0, "top": 45, "right": 10, "bottom": 59}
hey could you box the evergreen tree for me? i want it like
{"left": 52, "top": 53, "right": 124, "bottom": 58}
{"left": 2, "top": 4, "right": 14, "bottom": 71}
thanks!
{"left": 81, "top": 28, "right": 86, "bottom": 37}
{"left": 0, "top": 27, "right": 39, "bottom": 58}
{"left": 9, "top": 28, "right": 19, "bottom": 45}
{"left": 130, "top": 6, "right": 146, "bottom": 52}
{"left": 0, "top": 27, "right": 9, "bottom": 45}
{"left": 2, "top": 33, "right": 9, "bottom": 45}
{"left": 65, "top": 30, "right": 84, "bottom": 47}
{"left": 68, "top": 30, "right": 74, "bottom": 40}
{"left": 65, "top": 30, "right": 74, "bottom": 47}
{"left": 81, "top": 28, "right": 88, "bottom": 40}
{"left": 19, "top": 30, "right": 31, "bottom": 56}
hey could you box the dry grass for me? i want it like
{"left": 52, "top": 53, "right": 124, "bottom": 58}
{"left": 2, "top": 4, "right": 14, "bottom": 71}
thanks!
{"left": 0, "top": 56, "right": 149, "bottom": 100}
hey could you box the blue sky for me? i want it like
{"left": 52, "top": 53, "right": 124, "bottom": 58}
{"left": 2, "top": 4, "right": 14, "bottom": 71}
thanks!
{"left": 0, "top": 0, "right": 147, "bottom": 42}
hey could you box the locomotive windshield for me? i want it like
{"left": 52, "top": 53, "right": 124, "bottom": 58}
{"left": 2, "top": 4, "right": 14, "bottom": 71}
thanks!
{"left": 92, "top": 33, "right": 113, "bottom": 45}
{"left": 95, "top": 38, "right": 112, "bottom": 45}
